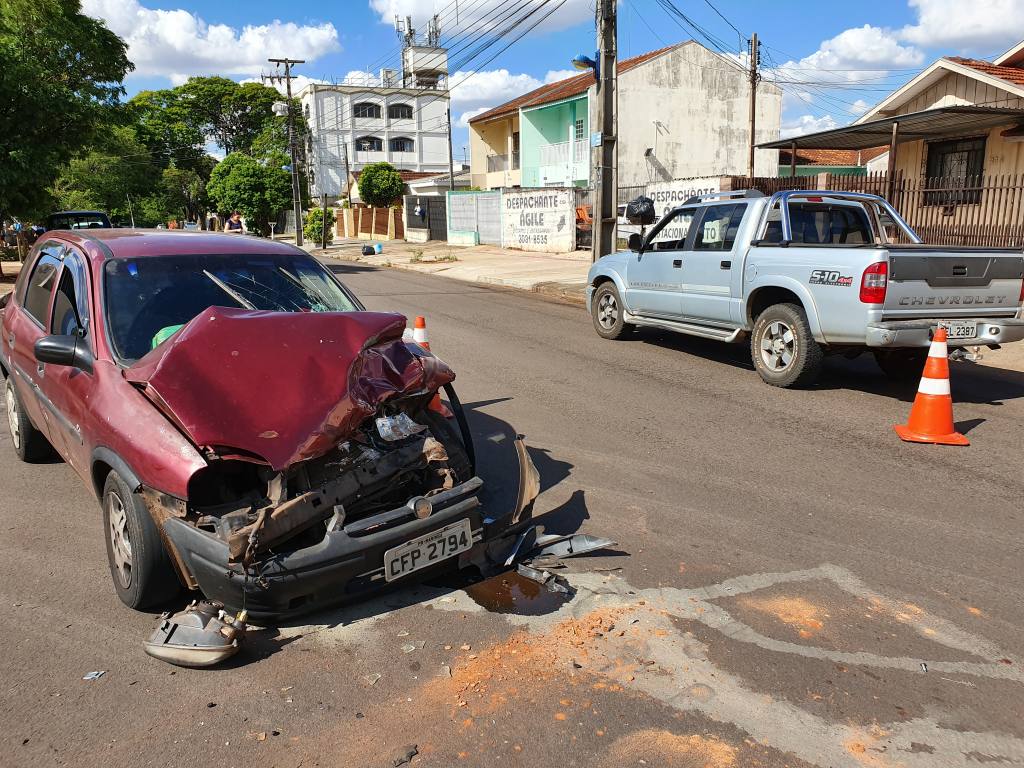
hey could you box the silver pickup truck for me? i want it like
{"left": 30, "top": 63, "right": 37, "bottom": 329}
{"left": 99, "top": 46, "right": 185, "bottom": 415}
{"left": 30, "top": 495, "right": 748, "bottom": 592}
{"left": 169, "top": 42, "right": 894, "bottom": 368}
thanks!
{"left": 587, "top": 190, "right": 1024, "bottom": 387}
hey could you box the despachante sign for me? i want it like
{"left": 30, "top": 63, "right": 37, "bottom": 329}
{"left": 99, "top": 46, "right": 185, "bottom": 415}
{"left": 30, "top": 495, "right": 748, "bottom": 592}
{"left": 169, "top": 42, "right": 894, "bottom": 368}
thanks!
{"left": 502, "top": 188, "right": 576, "bottom": 253}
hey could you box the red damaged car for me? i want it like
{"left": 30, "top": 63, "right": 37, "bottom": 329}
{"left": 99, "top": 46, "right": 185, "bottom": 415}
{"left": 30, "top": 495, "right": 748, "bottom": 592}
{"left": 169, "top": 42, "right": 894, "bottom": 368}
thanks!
{"left": 0, "top": 231, "right": 537, "bottom": 619}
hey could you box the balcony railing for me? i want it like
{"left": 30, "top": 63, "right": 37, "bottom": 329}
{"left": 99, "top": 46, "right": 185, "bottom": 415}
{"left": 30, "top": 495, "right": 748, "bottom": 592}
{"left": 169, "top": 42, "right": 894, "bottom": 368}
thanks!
{"left": 538, "top": 139, "right": 588, "bottom": 167}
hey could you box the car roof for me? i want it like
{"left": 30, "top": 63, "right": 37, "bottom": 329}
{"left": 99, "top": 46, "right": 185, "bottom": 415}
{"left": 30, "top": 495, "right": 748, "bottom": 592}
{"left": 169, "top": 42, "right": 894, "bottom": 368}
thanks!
{"left": 48, "top": 210, "right": 108, "bottom": 217}
{"left": 47, "top": 228, "right": 307, "bottom": 263}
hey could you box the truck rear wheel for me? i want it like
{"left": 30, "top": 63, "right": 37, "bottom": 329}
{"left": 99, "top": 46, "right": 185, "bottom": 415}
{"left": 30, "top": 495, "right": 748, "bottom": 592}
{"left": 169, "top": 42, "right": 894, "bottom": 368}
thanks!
{"left": 751, "top": 303, "right": 823, "bottom": 388}
{"left": 873, "top": 349, "right": 928, "bottom": 382}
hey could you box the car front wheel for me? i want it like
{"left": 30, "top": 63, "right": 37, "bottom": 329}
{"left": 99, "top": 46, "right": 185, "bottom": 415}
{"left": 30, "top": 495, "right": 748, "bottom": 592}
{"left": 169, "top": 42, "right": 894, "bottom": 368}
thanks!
{"left": 5, "top": 378, "right": 51, "bottom": 462}
{"left": 751, "top": 303, "right": 823, "bottom": 388}
{"left": 102, "top": 470, "right": 180, "bottom": 610}
{"left": 592, "top": 282, "right": 632, "bottom": 340}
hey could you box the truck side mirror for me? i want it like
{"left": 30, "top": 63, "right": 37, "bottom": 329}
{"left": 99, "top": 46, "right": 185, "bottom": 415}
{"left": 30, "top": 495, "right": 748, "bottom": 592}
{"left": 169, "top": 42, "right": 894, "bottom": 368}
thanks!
{"left": 627, "top": 233, "right": 643, "bottom": 252}
{"left": 34, "top": 334, "right": 94, "bottom": 374}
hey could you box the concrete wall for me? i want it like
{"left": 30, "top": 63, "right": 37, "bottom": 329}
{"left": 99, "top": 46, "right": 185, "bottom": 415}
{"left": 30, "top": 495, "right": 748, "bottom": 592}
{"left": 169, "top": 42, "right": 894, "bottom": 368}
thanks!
{"left": 302, "top": 84, "right": 451, "bottom": 197}
{"left": 608, "top": 42, "right": 781, "bottom": 186}
{"left": 469, "top": 114, "right": 521, "bottom": 189}
{"left": 501, "top": 187, "right": 576, "bottom": 252}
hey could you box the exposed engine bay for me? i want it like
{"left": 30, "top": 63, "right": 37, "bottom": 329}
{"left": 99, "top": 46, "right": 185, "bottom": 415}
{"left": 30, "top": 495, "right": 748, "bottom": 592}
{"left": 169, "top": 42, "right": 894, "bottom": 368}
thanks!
{"left": 185, "top": 405, "right": 473, "bottom": 567}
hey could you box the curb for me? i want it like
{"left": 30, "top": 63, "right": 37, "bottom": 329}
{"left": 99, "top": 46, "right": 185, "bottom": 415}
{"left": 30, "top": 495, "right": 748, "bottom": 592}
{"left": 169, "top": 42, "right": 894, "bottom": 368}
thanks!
{"left": 315, "top": 251, "right": 588, "bottom": 307}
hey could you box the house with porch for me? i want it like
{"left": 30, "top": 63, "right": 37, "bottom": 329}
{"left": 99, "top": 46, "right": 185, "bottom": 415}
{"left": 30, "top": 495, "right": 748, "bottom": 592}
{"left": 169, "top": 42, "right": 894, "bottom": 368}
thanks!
{"left": 468, "top": 41, "right": 782, "bottom": 191}
{"left": 761, "top": 40, "right": 1024, "bottom": 245}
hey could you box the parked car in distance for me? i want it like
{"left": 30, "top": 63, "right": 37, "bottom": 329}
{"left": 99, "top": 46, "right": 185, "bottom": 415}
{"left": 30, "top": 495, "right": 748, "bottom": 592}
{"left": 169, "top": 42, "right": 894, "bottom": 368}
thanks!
{"left": 0, "top": 230, "right": 536, "bottom": 620}
{"left": 45, "top": 210, "right": 111, "bottom": 231}
{"left": 588, "top": 190, "right": 1024, "bottom": 387}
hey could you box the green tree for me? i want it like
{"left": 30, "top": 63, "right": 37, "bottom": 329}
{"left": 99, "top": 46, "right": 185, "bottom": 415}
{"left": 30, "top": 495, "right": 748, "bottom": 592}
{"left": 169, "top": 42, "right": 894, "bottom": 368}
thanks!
{"left": 358, "top": 162, "right": 404, "bottom": 208}
{"left": 160, "top": 167, "right": 207, "bottom": 224}
{"left": 303, "top": 207, "right": 334, "bottom": 245}
{"left": 178, "top": 77, "right": 282, "bottom": 155}
{"left": 207, "top": 152, "right": 291, "bottom": 234}
{"left": 51, "top": 125, "right": 158, "bottom": 225}
{"left": 0, "top": 0, "right": 132, "bottom": 217}
{"left": 127, "top": 89, "right": 208, "bottom": 175}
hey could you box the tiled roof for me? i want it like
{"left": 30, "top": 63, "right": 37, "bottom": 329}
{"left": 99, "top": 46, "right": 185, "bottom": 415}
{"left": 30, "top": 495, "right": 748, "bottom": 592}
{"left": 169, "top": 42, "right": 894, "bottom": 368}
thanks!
{"left": 469, "top": 44, "right": 682, "bottom": 124}
{"left": 777, "top": 147, "right": 889, "bottom": 166}
{"left": 947, "top": 57, "right": 1024, "bottom": 88}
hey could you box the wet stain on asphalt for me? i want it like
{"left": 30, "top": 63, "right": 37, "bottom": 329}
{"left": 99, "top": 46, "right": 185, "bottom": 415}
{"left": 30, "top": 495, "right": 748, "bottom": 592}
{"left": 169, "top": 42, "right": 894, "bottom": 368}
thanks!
{"left": 462, "top": 570, "right": 571, "bottom": 615}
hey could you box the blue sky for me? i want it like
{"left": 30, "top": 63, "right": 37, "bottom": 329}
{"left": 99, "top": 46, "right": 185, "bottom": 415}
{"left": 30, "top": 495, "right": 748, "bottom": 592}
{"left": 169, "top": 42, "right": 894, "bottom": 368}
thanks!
{"left": 83, "top": 0, "right": 1024, "bottom": 161}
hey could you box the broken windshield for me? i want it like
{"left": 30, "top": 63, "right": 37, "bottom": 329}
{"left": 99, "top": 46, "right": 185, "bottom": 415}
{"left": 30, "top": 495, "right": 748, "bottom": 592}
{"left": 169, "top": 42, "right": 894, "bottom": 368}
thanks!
{"left": 104, "top": 253, "right": 360, "bottom": 363}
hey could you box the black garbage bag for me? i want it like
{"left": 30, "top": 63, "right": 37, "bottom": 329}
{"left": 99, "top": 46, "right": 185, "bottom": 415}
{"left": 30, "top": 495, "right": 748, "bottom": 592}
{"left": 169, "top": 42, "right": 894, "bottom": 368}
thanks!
{"left": 625, "top": 196, "right": 656, "bottom": 225}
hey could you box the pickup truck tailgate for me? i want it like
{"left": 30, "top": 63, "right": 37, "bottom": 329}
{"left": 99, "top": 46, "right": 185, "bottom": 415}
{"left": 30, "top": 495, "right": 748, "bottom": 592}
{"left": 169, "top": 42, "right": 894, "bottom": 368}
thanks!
{"left": 883, "top": 249, "right": 1023, "bottom": 317}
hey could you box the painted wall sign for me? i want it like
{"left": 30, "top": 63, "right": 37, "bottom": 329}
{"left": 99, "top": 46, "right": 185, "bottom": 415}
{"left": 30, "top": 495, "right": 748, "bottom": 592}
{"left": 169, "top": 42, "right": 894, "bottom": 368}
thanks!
{"left": 502, "top": 188, "right": 576, "bottom": 253}
{"left": 645, "top": 177, "right": 721, "bottom": 244}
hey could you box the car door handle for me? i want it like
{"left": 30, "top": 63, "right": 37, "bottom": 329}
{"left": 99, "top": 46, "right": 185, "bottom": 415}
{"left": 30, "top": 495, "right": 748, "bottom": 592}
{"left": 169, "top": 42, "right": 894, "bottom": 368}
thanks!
{"left": 720, "top": 260, "right": 732, "bottom": 269}
{"left": 7, "top": 332, "right": 13, "bottom": 351}
{"left": 672, "top": 259, "right": 682, "bottom": 268}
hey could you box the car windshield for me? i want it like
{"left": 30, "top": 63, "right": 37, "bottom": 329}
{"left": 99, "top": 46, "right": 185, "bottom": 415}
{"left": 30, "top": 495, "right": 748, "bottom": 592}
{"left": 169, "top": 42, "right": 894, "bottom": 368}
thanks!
{"left": 50, "top": 213, "right": 110, "bottom": 230}
{"left": 104, "top": 253, "right": 359, "bottom": 363}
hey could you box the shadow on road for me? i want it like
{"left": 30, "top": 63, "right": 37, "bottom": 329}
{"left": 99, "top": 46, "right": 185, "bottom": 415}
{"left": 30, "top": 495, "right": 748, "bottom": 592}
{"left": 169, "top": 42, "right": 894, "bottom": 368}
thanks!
{"left": 630, "top": 327, "right": 1024, "bottom": 404}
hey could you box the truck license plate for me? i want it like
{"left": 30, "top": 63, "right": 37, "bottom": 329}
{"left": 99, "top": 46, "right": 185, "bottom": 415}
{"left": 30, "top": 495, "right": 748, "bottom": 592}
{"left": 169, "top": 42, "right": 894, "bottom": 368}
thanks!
{"left": 384, "top": 519, "right": 473, "bottom": 582}
{"left": 939, "top": 320, "right": 977, "bottom": 340}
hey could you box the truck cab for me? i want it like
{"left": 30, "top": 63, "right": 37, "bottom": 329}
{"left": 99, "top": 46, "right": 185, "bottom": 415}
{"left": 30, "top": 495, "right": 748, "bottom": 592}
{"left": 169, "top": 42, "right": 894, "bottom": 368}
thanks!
{"left": 587, "top": 190, "right": 1024, "bottom": 387}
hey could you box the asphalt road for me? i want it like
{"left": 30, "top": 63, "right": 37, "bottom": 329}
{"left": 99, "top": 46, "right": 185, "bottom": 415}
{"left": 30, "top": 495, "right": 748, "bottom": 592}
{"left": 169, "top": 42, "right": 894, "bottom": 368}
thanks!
{"left": 2, "top": 261, "right": 1023, "bottom": 767}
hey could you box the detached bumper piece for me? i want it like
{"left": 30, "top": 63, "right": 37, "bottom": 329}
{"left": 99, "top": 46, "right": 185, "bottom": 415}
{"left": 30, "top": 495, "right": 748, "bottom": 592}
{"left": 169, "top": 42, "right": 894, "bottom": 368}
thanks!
{"left": 143, "top": 600, "right": 247, "bottom": 668}
{"left": 866, "top": 318, "right": 1024, "bottom": 348}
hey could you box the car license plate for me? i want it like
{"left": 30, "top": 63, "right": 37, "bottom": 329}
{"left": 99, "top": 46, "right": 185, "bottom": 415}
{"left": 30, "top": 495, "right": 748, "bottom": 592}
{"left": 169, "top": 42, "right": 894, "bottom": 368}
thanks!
{"left": 939, "top": 320, "right": 977, "bottom": 340}
{"left": 383, "top": 519, "right": 473, "bottom": 582}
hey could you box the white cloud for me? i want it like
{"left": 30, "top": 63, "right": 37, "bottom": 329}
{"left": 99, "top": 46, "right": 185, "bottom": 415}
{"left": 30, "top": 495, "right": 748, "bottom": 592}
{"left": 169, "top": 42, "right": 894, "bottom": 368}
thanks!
{"left": 82, "top": 0, "right": 340, "bottom": 80}
{"left": 848, "top": 98, "right": 871, "bottom": 116}
{"left": 774, "top": 25, "right": 924, "bottom": 85}
{"left": 368, "top": 0, "right": 592, "bottom": 34}
{"left": 900, "top": 0, "right": 1024, "bottom": 52}
{"left": 544, "top": 69, "right": 579, "bottom": 83}
{"left": 456, "top": 107, "right": 490, "bottom": 128}
{"left": 781, "top": 114, "right": 839, "bottom": 139}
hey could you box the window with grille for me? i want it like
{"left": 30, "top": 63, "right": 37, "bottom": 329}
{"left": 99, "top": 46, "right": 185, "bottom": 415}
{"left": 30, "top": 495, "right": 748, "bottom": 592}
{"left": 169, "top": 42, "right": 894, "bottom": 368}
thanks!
{"left": 574, "top": 119, "right": 585, "bottom": 141}
{"left": 390, "top": 136, "right": 414, "bottom": 153}
{"left": 356, "top": 136, "right": 382, "bottom": 152}
{"left": 924, "top": 136, "right": 985, "bottom": 205}
{"left": 388, "top": 103, "right": 413, "bottom": 120}
{"left": 353, "top": 102, "right": 381, "bottom": 119}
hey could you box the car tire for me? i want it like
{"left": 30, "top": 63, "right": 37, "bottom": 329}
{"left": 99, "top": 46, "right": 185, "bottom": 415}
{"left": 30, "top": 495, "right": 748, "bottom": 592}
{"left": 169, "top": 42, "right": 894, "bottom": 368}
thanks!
{"left": 873, "top": 349, "right": 928, "bottom": 382}
{"left": 592, "top": 282, "right": 632, "bottom": 340}
{"left": 751, "top": 303, "right": 824, "bottom": 388}
{"left": 101, "top": 470, "right": 180, "bottom": 610}
{"left": 5, "top": 378, "right": 52, "bottom": 462}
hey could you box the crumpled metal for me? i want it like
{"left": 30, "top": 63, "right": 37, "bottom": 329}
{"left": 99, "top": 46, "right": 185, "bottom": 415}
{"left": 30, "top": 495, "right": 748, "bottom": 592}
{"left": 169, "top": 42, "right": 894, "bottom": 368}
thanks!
{"left": 125, "top": 307, "right": 455, "bottom": 470}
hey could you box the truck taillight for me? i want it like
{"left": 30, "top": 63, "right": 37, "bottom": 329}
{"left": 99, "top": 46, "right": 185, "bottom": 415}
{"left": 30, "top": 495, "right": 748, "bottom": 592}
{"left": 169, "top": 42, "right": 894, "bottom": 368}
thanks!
{"left": 860, "top": 261, "right": 888, "bottom": 304}
{"left": 1019, "top": 279, "right": 1024, "bottom": 304}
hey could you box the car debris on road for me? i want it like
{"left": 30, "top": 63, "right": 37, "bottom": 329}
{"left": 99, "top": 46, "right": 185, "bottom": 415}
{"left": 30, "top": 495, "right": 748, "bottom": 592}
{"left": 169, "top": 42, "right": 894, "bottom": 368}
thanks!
{"left": 143, "top": 599, "right": 248, "bottom": 667}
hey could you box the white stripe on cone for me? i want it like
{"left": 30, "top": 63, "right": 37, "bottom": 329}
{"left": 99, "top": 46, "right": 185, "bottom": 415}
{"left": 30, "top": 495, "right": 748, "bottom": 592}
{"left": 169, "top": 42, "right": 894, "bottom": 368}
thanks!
{"left": 918, "top": 376, "right": 951, "bottom": 396}
{"left": 413, "top": 327, "right": 428, "bottom": 344}
{"left": 928, "top": 339, "right": 948, "bottom": 358}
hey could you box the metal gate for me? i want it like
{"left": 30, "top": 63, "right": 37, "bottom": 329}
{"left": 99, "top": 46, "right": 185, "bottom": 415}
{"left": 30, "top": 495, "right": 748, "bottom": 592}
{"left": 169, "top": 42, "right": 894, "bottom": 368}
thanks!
{"left": 475, "top": 191, "right": 501, "bottom": 245}
{"left": 446, "top": 191, "right": 502, "bottom": 245}
{"left": 404, "top": 195, "right": 447, "bottom": 240}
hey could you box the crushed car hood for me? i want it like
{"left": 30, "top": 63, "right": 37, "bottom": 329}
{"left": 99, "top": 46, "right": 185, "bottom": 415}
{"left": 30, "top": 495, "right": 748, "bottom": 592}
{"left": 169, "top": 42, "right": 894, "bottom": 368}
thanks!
{"left": 125, "top": 307, "right": 455, "bottom": 470}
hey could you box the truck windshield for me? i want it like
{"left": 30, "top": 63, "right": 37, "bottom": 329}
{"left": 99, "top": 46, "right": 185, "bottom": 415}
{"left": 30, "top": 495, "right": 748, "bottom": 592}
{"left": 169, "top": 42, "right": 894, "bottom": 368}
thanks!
{"left": 104, "top": 253, "right": 359, "bottom": 363}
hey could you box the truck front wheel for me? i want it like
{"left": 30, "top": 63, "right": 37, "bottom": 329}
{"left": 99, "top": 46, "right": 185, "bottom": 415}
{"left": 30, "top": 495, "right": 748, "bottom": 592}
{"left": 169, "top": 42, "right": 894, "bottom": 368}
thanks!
{"left": 591, "top": 282, "right": 632, "bottom": 340}
{"left": 750, "top": 303, "right": 823, "bottom": 388}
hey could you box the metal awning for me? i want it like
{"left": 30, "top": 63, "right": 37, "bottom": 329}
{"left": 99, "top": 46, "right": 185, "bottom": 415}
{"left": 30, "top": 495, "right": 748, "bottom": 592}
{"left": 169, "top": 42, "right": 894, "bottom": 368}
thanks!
{"left": 759, "top": 106, "right": 1024, "bottom": 150}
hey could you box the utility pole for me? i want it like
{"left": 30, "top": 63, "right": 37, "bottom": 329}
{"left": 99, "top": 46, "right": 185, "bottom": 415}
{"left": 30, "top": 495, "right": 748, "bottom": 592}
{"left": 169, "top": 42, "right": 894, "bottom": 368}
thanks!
{"left": 747, "top": 33, "right": 760, "bottom": 180}
{"left": 446, "top": 106, "right": 456, "bottom": 191}
{"left": 267, "top": 57, "right": 306, "bottom": 245}
{"left": 592, "top": 0, "right": 617, "bottom": 263}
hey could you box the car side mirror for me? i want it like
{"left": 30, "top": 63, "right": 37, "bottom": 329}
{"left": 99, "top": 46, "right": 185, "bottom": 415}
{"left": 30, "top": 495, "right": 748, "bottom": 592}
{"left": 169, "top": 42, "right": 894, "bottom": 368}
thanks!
{"left": 34, "top": 334, "right": 94, "bottom": 374}
{"left": 0, "top": 293, "right": 10, "bottom": 310}
{"left": 627, "top": 233, "right": 643, "bottom": 252}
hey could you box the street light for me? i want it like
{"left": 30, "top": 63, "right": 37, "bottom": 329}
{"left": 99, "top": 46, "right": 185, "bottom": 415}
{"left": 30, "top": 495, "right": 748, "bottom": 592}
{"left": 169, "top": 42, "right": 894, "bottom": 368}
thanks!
{"left": 571, "top": 52, "right": 598, "bottom": 79}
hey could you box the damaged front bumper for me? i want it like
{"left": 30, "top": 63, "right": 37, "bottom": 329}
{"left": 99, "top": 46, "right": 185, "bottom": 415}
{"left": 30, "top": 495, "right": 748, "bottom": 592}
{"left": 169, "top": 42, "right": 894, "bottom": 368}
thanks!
{"left": 161, "top": 447, "right": 538, "bottom": 621}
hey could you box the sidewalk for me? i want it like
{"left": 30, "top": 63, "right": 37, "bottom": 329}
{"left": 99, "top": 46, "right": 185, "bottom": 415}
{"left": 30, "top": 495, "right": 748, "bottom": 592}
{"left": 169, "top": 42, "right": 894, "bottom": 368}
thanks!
{"left": 306, "top": 238, "right": 591, "bottom": 306}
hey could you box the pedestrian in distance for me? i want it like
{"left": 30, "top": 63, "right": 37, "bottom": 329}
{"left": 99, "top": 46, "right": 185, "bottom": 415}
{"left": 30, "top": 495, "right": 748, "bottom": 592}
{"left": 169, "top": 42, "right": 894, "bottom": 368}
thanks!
{"left": 224, "top": 211, "right": 246, "bottom": 234}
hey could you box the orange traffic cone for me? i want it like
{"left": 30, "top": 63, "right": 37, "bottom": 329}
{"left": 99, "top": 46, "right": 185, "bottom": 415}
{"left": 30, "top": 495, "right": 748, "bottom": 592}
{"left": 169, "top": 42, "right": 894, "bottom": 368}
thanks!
{"left": 413, "top": 315, "right": 430, "bottom": 350}
{"left": 412, "top": 316, "right": 454, "bottom": 419}
{"left": 894, "top": 328, "right": 969, "bottom": 446}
